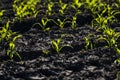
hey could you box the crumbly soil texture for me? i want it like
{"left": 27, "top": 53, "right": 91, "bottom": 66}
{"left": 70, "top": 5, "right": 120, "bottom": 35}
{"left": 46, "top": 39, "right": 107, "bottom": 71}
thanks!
{"left": 0, "top": 0, "right": 120, "bottom": 80}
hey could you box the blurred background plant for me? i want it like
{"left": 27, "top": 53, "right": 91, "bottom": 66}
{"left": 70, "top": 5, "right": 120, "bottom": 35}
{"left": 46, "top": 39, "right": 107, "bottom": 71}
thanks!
{"left": 92, "top": 4, "right": 120, "bottom": 31}
{"left": 13, "top": 0, "right": 39, "bottom": 22}
{"left": 70, "top": 0, "right": 83, "bottom": 13}
{"left": 81, "top": 0, "right": 105, "bottom": 15}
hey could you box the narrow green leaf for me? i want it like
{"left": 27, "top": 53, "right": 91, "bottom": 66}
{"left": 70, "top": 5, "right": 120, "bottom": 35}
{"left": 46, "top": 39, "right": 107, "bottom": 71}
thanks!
{"left": 116, "top": 48, "right": 120, "bottom": 55}
{"left": 9, "top": 42, "right": 15, "bottom": 50}
{"left": 52, "top": 41, "right": 59, "bottom": 52}
{"left": 13, "top": 35, "right": 22, "bottom": 42}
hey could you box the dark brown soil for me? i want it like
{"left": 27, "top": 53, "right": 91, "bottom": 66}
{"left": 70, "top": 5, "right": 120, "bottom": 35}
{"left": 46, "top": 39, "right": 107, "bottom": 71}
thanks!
{"left": 0, "top": 0, "right": 120, "bottom": 80}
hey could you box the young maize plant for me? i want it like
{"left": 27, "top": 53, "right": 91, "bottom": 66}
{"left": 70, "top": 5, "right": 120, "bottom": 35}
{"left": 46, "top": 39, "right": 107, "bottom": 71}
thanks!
{"left": 59, "top": 3, "right": 67, "bottom": 15}
{"left": 7, "top": 34, "right": 22, "bottom": 60}
{"left": 51, "top": 18, "right": 71, "bottom": 30}
{"left": 85, "top": 34, "right": 95, "bottom": 49}
{"left": 71, "top": 16, "right": 77, "bottom": 29}
{"left": 32, "top": 18, "right": 51, "bottom": 32}
{"left": 46, "top": 2, "right": 54, "bottom": 16}
{"left": 0, "top": 21, "right": 22, "bottom": 59}
{"left": 70, "top": 12, "right": 81, "bottom": 29}
{"left": 82, "top": 0, "right": 104, "bottom": 15}
{"left": 97, "top": 28, "right": 120, "bottom": 54}
{"left": 52, "top": 34, "right": 73, "bottom": 53}
{"left": 71, "top": 0, "right": 83, "bottom": 13}
{"left": 92, "top": 14, "right": 108, "bottom": 31}
{"left": 53, "top": 0, "right": 68, "bottom": 15}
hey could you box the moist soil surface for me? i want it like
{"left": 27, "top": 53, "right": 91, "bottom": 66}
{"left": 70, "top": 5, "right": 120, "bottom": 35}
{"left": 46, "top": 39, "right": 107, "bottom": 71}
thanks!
{"left": 0, "top": 25, "right": 120, "bottom": 80}
{"left": 0, "top": 0, "right": 120, "bottom": 80}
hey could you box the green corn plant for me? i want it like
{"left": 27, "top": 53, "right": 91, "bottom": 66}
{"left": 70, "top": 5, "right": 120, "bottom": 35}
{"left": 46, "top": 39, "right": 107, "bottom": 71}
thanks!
{"left": 107, "top": 4, "right": 120, "bottom": 20}
{"left": 56, "top": 0, "right": 64, "bottom": 6}
{"left": 57, "top": 18, "right": 70, "bottom": 29}
{"left": 54, "top": 0, "right": 68, "bottom": 15}
{"left": 13, "top": 0, "right": 39, "bottom": 22}
{"left": 71, "top": 15, "right": 77, "bottom": 29}
{"left": 0, "top": 10, "right": 5, "bottom": 17}
{"left": 97, "top": 28, "right": 120, "bottom": 70}
{"left": 70, "top": 12, "right": 81, "bottom": 29}
{"left": 59, "top": 3, "right": 67, "bottom": 15}
{"left": 51, "top": 34, "right": 73, "bottom": 53}
{"left": 0, "top": 21, "right": 12, "bottom": 42}
{"left": 46, "top": 2, "right": 54, "bottom": 16}
{"left": 51, "top": 18, "right": 71, "bottom": 29}
{"left": 85, "top": 34, "right": 95, "bottom": 49}
{"left": 7, "top": 35, "right": 22, "bottom": 60}
{"left": 0, "top": 21, "right": 22, "bottom": 59}
{"left": 97, "top": 28, "right": 120, "bottom": 54}
{"left": 70, "top": 0, "right": 83, "bottom": 13}
{"left": 73, "top": 0, "right": 82, "bottom": 8}
{"left": 92, "top": 14, "right": 108, "bottom": 31}
{"left": 32, "top": 18, "right": 51, "bottom": 32}
{"left": 91, "top": 6, "right": 107, "bottom": 30}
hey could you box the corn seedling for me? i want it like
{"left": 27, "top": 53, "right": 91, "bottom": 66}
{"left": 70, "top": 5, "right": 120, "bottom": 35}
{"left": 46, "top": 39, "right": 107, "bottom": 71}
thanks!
{"left": 0, "top": 21, "right": 22, "bottom": 59}
{"left": 52, "top": 34, "right": 73, "bottom": 53}
{"left": 53, "top": 0, "right": 68, "bottom": 15}
{"left": 73, "top": 0, "right": 82, "bottom": 8}
{"left": 32, "top": 18, "right": 51, "bottom": 32}
{"left": 59, "top": 3, "right": 67, "bottom": 15}
{"left": 70, "top": 12, "right": 81, "bottom": 29}
{"left": 0, "top": 21, "right": 12, "bottom": 42}
{"left": 82, "top": 0, "right": 105, "bottom": 15}
{"left": 13, "top": 0, "right": 39, "bottom": 22}
{"left": 107, "top": 4, "right": 120, "bottom": 20}
{"left": 91, "top": 5, "right": 107, "bottom": 30}
{"left": 92, "top": 14, "right": 108, "bottom": 31}
{"left": 71, "top": 16, "right": 77, "bottom": 29}
{"left": 51, "top": 18, "right": 71, "bottom": 29}
{"left": 71, "top": 0, "right": 83, "bottom": 13}
{"left": 85, "top": 34, "right": 95, "bottom": 49}
{"left": 57, "top": 18, "right": 70, "bottom": 29}
{"left": 7, "top": 34, "right": 22, "bottom": 60}
{"left": 91, "top": 5, "right": 107, "bottom": 29}
{"left": 97, "top": 28, "right": 120, "bottom": 54}
{"left": 46, "top": 2, "right": 54, "bottom": 16}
